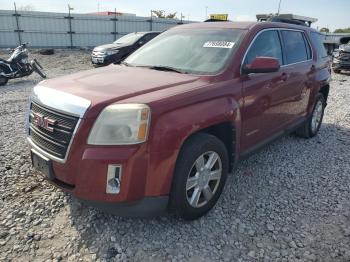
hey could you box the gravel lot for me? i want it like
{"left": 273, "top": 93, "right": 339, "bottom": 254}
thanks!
{"left": 0, "top": 49, "right": 349, "bottom": 262}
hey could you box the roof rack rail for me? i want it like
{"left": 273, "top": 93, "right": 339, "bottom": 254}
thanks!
{"left": 256, "top": 13, "right": 317, "bottom": 27}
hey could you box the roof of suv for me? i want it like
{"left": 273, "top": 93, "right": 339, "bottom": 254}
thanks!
{"left": 174, "top": 21, "right": 317, "bottom": 32}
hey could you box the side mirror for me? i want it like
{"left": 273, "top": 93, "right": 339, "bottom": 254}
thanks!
{"left": 242, "top": 57, "right": 280, "bottom": 74}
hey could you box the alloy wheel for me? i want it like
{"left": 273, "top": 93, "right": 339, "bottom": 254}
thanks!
{"left": 186, "top": 151, "right": 222, "bottom": 208}
{"left": 311, "top": 100, "right": 323, "bottom": 133}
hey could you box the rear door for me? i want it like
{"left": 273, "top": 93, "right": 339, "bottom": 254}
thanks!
{"left": 279, "top": 30, "right": 314, "bottom": 121}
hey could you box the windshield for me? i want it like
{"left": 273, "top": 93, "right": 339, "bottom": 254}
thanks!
{"left": 124, "top": 28, "right": 245, "bottom": 75}
{"left": 113, "top": 33, "right": 143, "bottom": 45}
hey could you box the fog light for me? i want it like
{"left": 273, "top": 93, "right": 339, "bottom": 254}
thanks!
{"left": 106, "top": 165, "right": 122, "bottom": 194}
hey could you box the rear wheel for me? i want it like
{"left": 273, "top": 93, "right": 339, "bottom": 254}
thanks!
{"left": 0, "top": 76, "right": 8, "bottom": 86}
{"left": 170, "top": 133, "right": 229, "bottom": 220}
{"left": 296, "top": 93, "right": 325, "bottom": 138}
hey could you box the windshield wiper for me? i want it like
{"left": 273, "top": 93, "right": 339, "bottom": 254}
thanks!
{"left": 120, "top": 61, "right": 132, "bottom": 67}
{"left": 149, "top": 66, "right": 187, "bottom": 74}
{"left": 121, "top": 63, "right": 188, "bottom": 74}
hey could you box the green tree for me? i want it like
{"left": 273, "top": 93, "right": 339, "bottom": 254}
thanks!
{"left": 334, "top": 28, "right": 350, "bottom": 33}
{"left": 320, "top": 27, "right": 330, "bottom": 33}
{"left": 166, "top": 12, "right": 177, "bottom": 19}
{"left": 152, "top": 10, "right": 165, "bottom": 18}
{"left": 152, "top": 10, "right": 177, "bottom": 19}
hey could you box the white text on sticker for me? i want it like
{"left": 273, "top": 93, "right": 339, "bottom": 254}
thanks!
{"left": 203, "top": 41, "right": 235, "bottom": 48}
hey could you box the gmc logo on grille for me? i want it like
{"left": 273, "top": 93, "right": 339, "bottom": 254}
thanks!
{"left": 32, "top": 112, "right": 56, "bottom": 132}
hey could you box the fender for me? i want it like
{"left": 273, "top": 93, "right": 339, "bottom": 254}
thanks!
{"left": 145, "top": 96, "right": 242, "bottom": 196}
{"left": 0, "top": 61, "right": 14, "bottom": 75}
{"left": 307, "top": 56, "right": 331, "bottom": 115}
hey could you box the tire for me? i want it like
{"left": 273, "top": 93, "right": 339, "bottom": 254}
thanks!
{"left": 170, "top": 133, "right": 229, "bottom": 220}
{"left": 0, "top": 66, "right": 8, "bottom": 86}
{"left": 32, "top": 62, "right": 46, "bottom": 78}
{"left": 39, "top": 49, "right": 54, "bottom": 55}
{"left": 0, "top": 76, "right": 8, "bottom": 86}
{"left": 296, "top": 93, "right": 325, "bottom": 138}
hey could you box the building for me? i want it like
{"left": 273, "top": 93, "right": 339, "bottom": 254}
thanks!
{"left": 322, "top": 33, "right": 350, "bottom": 53}
{"left": 87, "top": 11, "right": 136, "bottom": 17}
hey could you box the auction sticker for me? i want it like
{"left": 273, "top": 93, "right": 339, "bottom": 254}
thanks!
{"left": 203, "top": 41, "right": 235, "bottom": 48}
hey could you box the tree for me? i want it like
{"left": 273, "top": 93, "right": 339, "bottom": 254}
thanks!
{"left": 334, "top": 28, "right": 350, "bottom": 33}
{"left": 152, "top": 10, "right": 177, "bottom": 19}
{"left": 320, "top": 27, "right": 329, "bottom": 33}
{"left": 17, "top": 4, "right": 35, "bottom": 11}
{"left": 166, "top": 12, "right": 177, "bottom": 19}
{"left": 152, "top": 10, "right": 165, "bottom": 18}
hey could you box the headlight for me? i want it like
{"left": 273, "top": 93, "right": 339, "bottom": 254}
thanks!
{"left": 88, "top": 104, "right": 151, "bottom": 145}
{"left": 106, "top": 50, "right": 119, "bottom": 55}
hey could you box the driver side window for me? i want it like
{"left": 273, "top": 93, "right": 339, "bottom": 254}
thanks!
{"left": 244, "top": 30, "right": 283, "bottom": 66}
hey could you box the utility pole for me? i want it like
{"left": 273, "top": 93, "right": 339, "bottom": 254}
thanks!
{"left": 150, "top": 10, "right": 153, "bottom": 31}
{"left": 113, "top": 7, "right": 117, "bottom": 41}
{"left": 205, "top": 6, "right": 208, "bottom": 20}
{"left": 277, "top": 0, "right": 282, "bottom": 15}
{"left": 67, "top": 4, "right": 74, "bottom": 48}
{"left": 13, "top": 2, "right": 22, "bottom": 45}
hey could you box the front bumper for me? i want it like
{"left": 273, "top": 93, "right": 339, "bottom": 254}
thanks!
{"left": 91, "top": 54, "right": 118, "bottom": 65}
{"left": 79, "top": 196, "right": 169, "bottom": 217}
{"left": 30, "top": 144, "right": 170, "bottom": 216}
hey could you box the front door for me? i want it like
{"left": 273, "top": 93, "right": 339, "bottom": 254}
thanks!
{"left": 241, "top": 29, "right": 290, "bottom": 151}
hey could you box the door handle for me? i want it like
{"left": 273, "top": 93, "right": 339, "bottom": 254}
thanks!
{"left": 279, "top": 73, "right": 288, "bottom": 82}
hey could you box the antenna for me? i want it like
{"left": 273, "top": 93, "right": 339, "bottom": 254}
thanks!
{"left": 277, "top": 0, "right": 282, "bottom": 15}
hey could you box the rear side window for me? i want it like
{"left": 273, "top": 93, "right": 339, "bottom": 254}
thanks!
{"left": 281, "top": 30, "right": 311, "bottom": 64}
{"left": 244, "top": 30, "right": 283, "bottom": 66}
{"left": 310, "top": 32, "right": 328, "bottom": 58}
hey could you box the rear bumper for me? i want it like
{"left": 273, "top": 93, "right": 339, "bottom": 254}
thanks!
{"left": 79, "top": 196, "right": 169, "bottom": 217}
{"left": 332, "top": 60, "right": 350, "bottom": 69}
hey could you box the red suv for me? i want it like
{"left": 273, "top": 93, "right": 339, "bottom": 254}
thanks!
{"left": 27, "top": 21, "right": 331, "bottom": 220}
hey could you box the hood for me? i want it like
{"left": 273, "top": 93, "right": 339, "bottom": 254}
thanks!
{"left": 39, "top": 65, "right": 203, "bottom": 116}
{"left": 93, "top": 43, "right": 128, "bottom": 52}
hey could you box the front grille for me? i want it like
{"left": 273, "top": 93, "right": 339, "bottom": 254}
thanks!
{"left": 29, "top": 101, "right": 79, "bottom": 159}
{"left": 92, "top": 50, "right": 105, "bottom": 57}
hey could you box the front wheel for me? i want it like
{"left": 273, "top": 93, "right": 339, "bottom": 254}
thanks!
{"left": 170, "top": 133, "right": 229, "bottom": 220}
{"left": 296, "top": 93, "right": 325, "bottom": 138}
{"left": 31, "top": 60, "right": 46, "bottom": 78}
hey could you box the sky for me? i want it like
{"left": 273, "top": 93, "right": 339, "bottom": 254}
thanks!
{"left": 0, "top": 0, "right": 349, "bottom": 31}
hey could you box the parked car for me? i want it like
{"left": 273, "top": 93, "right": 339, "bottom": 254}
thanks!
{"left": 27, "top": 20, "right": 331, "bottom": 220}
{"left": 91, "top": 31, "right": 161, "bottom": 66}
{"left": 332, "top": 42, "right": 350, "bottom": 73}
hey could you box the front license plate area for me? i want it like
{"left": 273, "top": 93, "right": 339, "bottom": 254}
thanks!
{"left": 31, "top": 150, "right": 54, "bottom": 180}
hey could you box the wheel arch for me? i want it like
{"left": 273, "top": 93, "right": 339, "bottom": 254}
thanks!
{"left": 319, "top": 84, "right": 330, "bottom": 103}
{"left": 146, "top": 97, "right": 241, "bottom": 196}
{"left": 183, "top": 122, "right": 236, "bottom": 172}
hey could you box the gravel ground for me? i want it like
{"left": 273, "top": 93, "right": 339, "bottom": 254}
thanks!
{"left": 0, "top": 49, "right": 349, "bottom": 262}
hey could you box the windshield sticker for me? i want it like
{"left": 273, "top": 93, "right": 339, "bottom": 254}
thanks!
{"left": 203, "top": 41, "right": 235, "bottom": 48}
